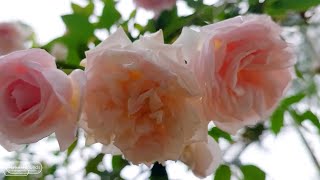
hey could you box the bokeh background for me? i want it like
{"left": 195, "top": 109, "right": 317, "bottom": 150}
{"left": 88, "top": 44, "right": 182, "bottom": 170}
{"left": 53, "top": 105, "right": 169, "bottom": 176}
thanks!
{"left": 1, "top": 0, "right": 320, "bottom": 179}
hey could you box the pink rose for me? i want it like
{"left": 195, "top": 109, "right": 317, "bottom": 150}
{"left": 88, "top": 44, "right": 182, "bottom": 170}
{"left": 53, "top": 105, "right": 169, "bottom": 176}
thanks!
{"left": 134, "top": 0, "right": 176, "bottom": 12}
{"left": 0, "top": 49, "right": 85, "bottom": 151}
{"left": 174, "top": 15, "right": 295, "bottom": 133}
{"left": 0, "top": 22, "right": 28, "bottom": 56}
{"left": 81, "top": 28, "right": 209, "bottom": 164}
{"left": 180, "top": 136, "right": 222, "bottom": 178}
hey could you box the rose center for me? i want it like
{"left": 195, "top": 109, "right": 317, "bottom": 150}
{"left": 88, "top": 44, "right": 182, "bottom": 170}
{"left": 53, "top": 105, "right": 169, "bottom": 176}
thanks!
{"left": 0, "top": 27, "right": 12, "bottom": 37}
{"left": 7, "top": 79, "right": 41, "bottom": 113}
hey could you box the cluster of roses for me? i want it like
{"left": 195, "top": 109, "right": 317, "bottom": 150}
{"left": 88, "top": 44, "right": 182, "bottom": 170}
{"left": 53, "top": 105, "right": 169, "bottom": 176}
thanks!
{"left": 0, "top": 15, "right": 294, "bottom": 177}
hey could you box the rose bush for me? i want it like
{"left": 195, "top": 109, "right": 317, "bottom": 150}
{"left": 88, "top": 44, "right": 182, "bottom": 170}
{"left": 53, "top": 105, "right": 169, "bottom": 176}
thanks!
{"left": 175, "top": 15, "right": 295, "bottom": 133}
{"left": 0, "top": 49, "right": 84, "bottom": 151}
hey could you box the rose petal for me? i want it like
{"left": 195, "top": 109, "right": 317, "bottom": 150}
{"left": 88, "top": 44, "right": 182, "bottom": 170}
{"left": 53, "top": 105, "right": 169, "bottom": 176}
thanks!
{"left": 55, "top": 70, "right": 85, "bottom": 150}
{"left": 101, "top": 144, "right": 122, "bottom": 155}
{"left": 180, "top": 136, "right": 222, "bottom": 178}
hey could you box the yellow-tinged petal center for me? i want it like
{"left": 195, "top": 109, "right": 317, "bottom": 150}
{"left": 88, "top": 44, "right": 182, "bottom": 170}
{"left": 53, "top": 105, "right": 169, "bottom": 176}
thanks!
{"left": 214, "top": 39, "right": 222, "bottom": 50}
{"left": 129, "top": 70, "right": 142, "bottom": 80}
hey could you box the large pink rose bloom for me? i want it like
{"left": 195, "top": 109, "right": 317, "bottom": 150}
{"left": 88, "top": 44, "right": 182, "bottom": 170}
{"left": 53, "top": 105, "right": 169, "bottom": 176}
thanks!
{"left": 0, "top": 23, "right": 27, "bottom": 55}
{"left": 81, "top": 28, "right": 212, "bottom": 165}
{"left": 0, "top": 49, "right": 85, "bottom": 151}
{"left": 175, "top": 15, "right": 295, "bottom": 133}
{"left": 134, "top": 0, "right": 176, "bottom": 12}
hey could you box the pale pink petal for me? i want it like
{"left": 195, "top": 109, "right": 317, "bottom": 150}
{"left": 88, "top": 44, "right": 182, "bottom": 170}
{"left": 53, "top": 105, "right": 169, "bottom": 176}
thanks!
{"left": 87, "top": 28, "right": 131, "bottom": 58}
{"left": 0, "top": 132, "right": 22, "bottom": 151}
{"left": 55, "top": 70, "right": 85, "bottom": 150}
{"left": 0, "top": 49, "right": 56, "bottom": 68}
{"left": 173, "top": 27, "right": 203, "bottom": 64}
{"left": 102, "top": 144, "right": 122, "bottom": 155}
{"left": 55, "top": 120, "right": 77, "bottom": 151}
{"left": 180, "top": 136, "right": 222, "bottom": 178}
{"left": 134, "top": 0, "right": 176, "bottom": 12}
{"left": 40, "top": 68, "right": 73, "bottom": 110}
{"left": 137, "top": 30, "right": 164, "bottom": 44}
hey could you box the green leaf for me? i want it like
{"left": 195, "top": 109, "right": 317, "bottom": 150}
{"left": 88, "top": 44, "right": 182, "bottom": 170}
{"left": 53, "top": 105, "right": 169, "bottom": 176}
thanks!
{"left": 47, "top": 164, "right": 58, "bottom": 175}
{"left": 112, "top": 155, "right": 129, "bottom": 173}
{"left": 270, "top": 107, "right": 285, "bottom": 134}
{"left": 214, "top": 164, "right": 231, "bottom": 180}
{"left": 98, "top": 0, "right": 121, "bottom": 29}
{"left": 67, "top": 140, "right": 78, "bottom": 157}
{"left": 271, "top": 93, "right": 306, "bottom": 134}
{"left": 134, "top": 23, "right": 144, "bottom": 32}
{"left": 281, "top": 93, "right": 305, "bottom": 106}
{"left": 265, "top": 0, "right": 320, "bottom": 15}
{"left": 41, "top": 36, "right": 83, "bottom": 65}
{"left": 140, "top": 19, "right": 157, "bottom": 35}
{"left": 129, "top": 9, "right": 137, "bottom": 19}
{"left": 208, "top": 127, "right": 233, "bottom": 142}
{"left": 71, "top": 3, "right": 83, "bottom": 13}
{"left": 185, "top": 0, "right": 203, "bottom": 8}
{"left": 247, "top": 0, "right": 264, "bottom": 13}
{"left": 301, "top": 111, "right": 320, "bottom": 131}
{"left": 71, "top": 2, "right": 94, "bottom": 17}
{"left": 62, "top": 14, "right": 94, "bottom": 43}
{"left": 85, "top": 153, "right": 105, "bottom": 175}
{"left": 67, "top": 47, "right": 81, "bottom": 64}
{"left": 156, "top": 7, "right": 179, "bottom": 31}
{"left": 197, "top": 5, "right": 225, "bottom": 24}
{"left": 216, "top": 3, "right": 240, "bottom": 20}
{"left": 291, "top": 110, "right": 320, "bottom": 133}
{"left": 240, "top": 165, "right": 265, "bottom": 180}
{"left": 294, "top": 65, "right": 304, "bottom": 79}
{"left": 157, "top": 4, "right": 225, "bottom": 42}
{"left": 248, "top": 0, "right": 260, "bottom": 5}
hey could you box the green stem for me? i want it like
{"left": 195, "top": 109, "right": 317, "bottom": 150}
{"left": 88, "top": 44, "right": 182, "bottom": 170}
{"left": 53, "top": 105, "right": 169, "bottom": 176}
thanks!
{"left": 289, "top": 109, "right": 320, "bottom": 175}
{"left": 227, "top": 142, "right": 250, "bottom": 166}
{"left": 300, "top": 26, "right": 320, "bottom": 65}
{"left": 295, "top": 124, "right": 320, "bottom": 173}
{"left": 56, "top": 61, "right": 84, "bottom": 70}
